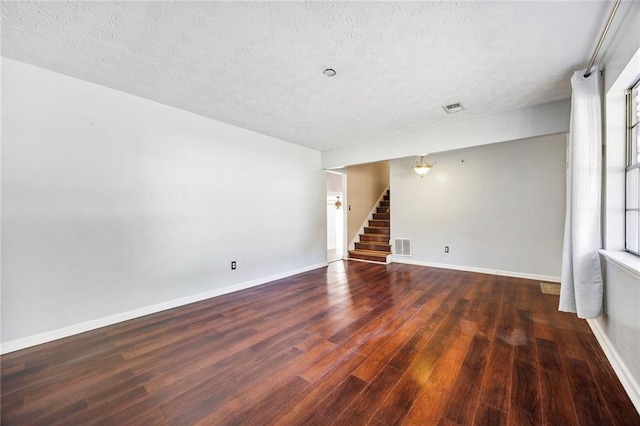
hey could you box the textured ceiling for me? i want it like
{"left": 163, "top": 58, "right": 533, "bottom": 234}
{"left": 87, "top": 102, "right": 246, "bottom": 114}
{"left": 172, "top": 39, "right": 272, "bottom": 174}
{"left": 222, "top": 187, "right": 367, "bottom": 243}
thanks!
{"left": 1, "top": 1, "right": 610, "bottom": 151}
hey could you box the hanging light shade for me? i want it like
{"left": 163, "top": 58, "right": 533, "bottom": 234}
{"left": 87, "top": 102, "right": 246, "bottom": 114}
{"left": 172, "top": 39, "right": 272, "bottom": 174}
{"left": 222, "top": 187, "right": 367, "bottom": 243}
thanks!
{"left": 413, "top": 155, "right": 433, "bottom": 177}
{"left": 334, "top": 196, "right": 342, "bottom": 209}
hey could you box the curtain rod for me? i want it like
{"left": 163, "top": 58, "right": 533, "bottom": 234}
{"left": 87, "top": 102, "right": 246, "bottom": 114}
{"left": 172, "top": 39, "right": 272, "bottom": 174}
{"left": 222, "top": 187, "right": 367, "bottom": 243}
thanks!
{"left": 584, "top": 0, "right": 622, "bottom": 78}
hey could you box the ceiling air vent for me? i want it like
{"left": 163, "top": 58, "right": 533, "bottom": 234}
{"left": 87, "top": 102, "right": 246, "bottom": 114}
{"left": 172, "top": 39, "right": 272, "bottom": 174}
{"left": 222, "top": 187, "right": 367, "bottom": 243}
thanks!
{"left": 394, "top": 238, "right": 412, "bottom": 257}
{"left": 442, "top": 102, "right": 465, "bottom": 114}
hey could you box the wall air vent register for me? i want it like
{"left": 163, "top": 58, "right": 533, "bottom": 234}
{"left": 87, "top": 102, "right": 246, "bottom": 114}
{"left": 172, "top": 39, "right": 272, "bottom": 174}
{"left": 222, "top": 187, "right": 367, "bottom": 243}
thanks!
{"left": 394, "top": 238, "right": 412, "bottom": 257}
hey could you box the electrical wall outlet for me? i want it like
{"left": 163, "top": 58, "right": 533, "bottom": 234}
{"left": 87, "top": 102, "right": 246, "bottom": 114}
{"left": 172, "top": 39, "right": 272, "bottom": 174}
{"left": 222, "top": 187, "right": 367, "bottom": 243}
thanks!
{"left": 444, "top": 246, "right": 449, "bottom": 253}
{"left": 231, "top": 261, "right": 237, "bottom": 270}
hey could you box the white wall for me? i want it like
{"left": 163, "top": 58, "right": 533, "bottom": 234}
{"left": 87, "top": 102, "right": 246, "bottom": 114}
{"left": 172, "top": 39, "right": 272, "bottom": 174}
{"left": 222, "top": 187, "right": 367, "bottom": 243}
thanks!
{"left": 322, "top": 99, "right": 571, "bottom": 169}
{"left": 1, "top": 59, "right": 326, "bottom": 348}
{"left": 391, "top": 134, "right": 566, "bottom": 280}
{"left": 594, "top": 0, "right": 640, "bottom": 411}
{"left": 326, "top": 171, "right": 344, "bottom": 193}
{"left": 597, "top": 260, "right": 640, "bottom": 407}
{"left": 326, "top": 172, "right": 345, "bottom": 253}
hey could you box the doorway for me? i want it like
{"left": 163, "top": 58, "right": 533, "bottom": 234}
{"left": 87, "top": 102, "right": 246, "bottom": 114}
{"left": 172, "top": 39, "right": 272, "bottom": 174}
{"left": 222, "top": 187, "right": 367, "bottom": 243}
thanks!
{"left": 326, "top": 171, "right": 346, "bottom": 263}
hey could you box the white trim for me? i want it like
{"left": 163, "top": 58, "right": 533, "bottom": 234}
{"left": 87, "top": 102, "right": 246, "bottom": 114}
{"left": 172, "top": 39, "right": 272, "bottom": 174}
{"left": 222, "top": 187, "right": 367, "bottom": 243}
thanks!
{"left": 599, "top": 250, "right": 640, "bottom": 279}
{"left": 0, "top": 262, "right": 328, "bottom": 354}
{"left": 390, "top": 257, "right": 561, "bottom": 283}
{"left": 587, "top": 319, "right": 640, "bottom": 414}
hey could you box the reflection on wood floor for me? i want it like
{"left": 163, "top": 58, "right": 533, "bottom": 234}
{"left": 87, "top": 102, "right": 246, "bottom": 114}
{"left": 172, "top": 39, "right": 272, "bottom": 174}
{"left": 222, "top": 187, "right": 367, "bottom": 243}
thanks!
{"left": 2, "top": 261, "right": 638, "bottom": 425}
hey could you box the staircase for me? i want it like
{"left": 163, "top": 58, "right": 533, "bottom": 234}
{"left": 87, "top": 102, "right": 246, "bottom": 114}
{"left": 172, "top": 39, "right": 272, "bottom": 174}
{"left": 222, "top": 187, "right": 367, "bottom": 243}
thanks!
{"left": 348, "top": 189, "right": 391, "bottom": 264}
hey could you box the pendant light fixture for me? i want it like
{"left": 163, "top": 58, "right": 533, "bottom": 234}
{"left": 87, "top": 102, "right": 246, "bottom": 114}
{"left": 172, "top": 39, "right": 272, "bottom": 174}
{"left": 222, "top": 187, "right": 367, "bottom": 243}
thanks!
{"left": 334, "top": 196, "right": 342, "bottom": 209}
{"left": 413, "top": 155, "right": 433, "bottom": 177}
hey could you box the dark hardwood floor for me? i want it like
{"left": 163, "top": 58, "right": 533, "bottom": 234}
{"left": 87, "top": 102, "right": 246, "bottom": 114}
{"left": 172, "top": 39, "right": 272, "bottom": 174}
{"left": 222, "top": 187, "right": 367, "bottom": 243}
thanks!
{"left": 2, "top": 261, "right": 639, "bottom": 425}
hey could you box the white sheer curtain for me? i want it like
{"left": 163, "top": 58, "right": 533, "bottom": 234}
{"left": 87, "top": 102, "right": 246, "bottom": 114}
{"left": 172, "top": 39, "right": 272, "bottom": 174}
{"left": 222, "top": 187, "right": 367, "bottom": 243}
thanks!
{"left": 559, "top": 66, "right": 604, "bottom": 319}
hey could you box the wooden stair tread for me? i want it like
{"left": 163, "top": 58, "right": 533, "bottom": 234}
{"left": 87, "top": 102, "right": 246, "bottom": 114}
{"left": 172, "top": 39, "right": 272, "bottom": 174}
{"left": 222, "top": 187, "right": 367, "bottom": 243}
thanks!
{"left": 355, "top": 250, "right": 391, "bottom": 255}
{"left": 348, "top": 249, "right": 390, "bottom": 264}
{"left": 360, "top": 237, "right": 390, "bottom": 244}
{"left": 356, "top": 242, "right": 391, "bottom": 248}
{"left": 364, "top": 226, "right": 390, "bottom": 235}
{"left": 349, "top": 249, "right": 389, "bottom": 256}
{"left": 355, "top": 242, "right": 391, "bottom": 248}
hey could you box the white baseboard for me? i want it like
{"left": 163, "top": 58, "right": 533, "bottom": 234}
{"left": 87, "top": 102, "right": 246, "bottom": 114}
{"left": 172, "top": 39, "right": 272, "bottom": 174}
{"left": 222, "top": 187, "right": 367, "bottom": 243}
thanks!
{"left": 0, "top": 262, "right": 328, "bottom": 355}
{"left": 587, "top": 319, "right": 640, "bottom": 414}
{"left": 390, "top": 257, "right": 561, "bottom": 283}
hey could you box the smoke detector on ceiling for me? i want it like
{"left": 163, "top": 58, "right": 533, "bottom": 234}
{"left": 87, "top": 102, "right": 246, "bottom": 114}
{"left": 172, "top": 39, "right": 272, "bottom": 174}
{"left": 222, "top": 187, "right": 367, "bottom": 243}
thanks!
{"left": 442, "top": 102, "right": 465, "bottom": 114}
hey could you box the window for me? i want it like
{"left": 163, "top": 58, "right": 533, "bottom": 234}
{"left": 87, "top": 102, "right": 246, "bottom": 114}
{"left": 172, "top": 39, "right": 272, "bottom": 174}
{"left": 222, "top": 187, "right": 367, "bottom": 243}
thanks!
{"left": 626, "top": 79, "right": 640, "bottom": 255}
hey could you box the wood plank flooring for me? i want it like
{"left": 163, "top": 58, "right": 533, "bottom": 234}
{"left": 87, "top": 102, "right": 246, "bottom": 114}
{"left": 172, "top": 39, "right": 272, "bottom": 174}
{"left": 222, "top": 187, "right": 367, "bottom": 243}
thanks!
{"left": 2, "top": 261, "right": 639, "bottom": 425}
